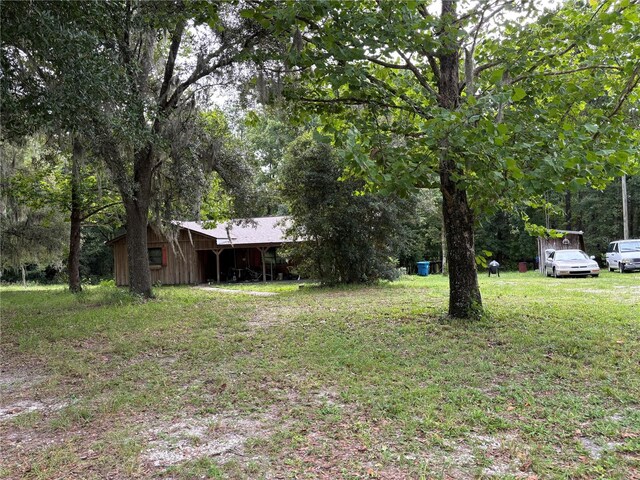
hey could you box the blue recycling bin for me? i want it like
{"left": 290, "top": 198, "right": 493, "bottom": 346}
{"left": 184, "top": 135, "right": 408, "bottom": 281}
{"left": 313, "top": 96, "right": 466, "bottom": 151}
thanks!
{"left": 417, "top": 261, "right": 430, "bottom": 276}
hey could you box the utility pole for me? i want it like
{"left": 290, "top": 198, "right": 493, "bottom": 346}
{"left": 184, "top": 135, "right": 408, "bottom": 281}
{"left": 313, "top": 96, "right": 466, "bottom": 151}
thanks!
{"left": 622, "top": 175, "right": 629, "bottom": 240}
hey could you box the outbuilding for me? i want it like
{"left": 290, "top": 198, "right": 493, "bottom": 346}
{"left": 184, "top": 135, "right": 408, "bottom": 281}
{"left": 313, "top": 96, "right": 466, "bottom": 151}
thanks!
{"left": 537, "top": 229, "right": 585, "bottom": 274}
{"left": 108, "top": 216, "right": 294, "bottom": 286}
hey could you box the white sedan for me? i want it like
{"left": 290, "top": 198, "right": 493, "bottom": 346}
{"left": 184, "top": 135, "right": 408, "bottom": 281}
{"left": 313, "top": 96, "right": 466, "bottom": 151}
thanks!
{"left": 545, "top": 249, "right": 600, "bottom": 278}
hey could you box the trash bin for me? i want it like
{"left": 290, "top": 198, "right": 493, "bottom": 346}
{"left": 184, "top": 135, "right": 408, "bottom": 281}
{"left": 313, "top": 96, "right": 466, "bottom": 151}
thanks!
{"left": 417, "top": 261, "right": 430, "bottom": 276}
{"left": 518, "top": 261, "right": 527, "bottom": 273}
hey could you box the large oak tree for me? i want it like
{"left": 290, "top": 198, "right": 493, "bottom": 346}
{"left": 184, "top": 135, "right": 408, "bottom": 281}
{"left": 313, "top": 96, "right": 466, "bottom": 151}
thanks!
{"left": 257, "top": 0, "right": 639, "bottom": 318}
{"left": 2, "top": 1, "right": 126, "bottom": 292}
{"left": 2, "top": 1, "right": 269, "bottom": 297}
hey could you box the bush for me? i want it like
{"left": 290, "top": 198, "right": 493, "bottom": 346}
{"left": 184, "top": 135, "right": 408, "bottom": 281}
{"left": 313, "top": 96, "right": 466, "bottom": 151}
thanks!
{"left": 279, "top": 134, "right": 409, "bottom": 284}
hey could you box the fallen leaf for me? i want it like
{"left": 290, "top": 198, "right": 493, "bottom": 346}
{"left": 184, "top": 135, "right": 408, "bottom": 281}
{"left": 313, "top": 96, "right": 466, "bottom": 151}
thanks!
{"left": 520, "top": 459, "right": 533, "bottom": 471}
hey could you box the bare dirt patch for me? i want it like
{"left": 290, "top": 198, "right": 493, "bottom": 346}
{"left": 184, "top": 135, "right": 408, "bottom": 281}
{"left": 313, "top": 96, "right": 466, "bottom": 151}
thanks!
{"left": 0, "top": 368, "right": 45, "bottom": 395}
{"left": 196, "top": 285, "right": 278, "bottom": 297}
{"left": 0, "top": 368, "right": 78, "bottom": 478}
{"left": 0, "top": 367, "right": 64, "bottom": 421}
{"left": 578, "top": 437, "right": 622, "bottom": 460}
{"left": 246, "top": 303, "right": 310, "bottom": 330}
{"left": 141, "top": 409, "right": 278, "bottom": 469}
{"left": 473, "top": 433, "right": 533, "bottom": 478}
{"left": 246, "top": 305, "right": 289, "bottom": 330}
{"left": 417, "top": 432, "right": 534, "bottom": 479}
{"left": 0, "top": 399, "right": 68, "bottom": 421}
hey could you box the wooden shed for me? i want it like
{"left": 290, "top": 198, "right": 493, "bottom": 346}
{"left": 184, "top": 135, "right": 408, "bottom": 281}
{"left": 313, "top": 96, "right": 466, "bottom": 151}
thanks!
{"left": 537, "top": 229, "right": 585, "bottom": 274}
{"left": 108, "top": 216, "right": 294, "bottom": 286}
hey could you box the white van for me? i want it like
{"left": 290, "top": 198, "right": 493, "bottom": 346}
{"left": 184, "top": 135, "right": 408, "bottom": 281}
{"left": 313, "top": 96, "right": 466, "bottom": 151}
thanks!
{"left": 605, "top": 239, "right": 640, "bottom": 272}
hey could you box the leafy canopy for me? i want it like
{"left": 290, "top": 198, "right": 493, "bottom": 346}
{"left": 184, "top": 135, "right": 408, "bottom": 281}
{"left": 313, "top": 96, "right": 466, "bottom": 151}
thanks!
{"left": 255, "top": 0, "right": 639, "bottom": 213}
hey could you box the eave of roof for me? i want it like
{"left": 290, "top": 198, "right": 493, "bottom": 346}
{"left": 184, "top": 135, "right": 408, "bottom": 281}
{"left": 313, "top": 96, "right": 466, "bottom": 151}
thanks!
{"left": 540, "top": 229, "right": 584, "bottom": 237}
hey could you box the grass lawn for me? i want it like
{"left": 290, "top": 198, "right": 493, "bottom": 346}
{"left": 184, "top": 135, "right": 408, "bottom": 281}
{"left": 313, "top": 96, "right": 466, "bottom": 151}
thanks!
{"left": 1, "top": 271, "right": 639, "bottom": 479}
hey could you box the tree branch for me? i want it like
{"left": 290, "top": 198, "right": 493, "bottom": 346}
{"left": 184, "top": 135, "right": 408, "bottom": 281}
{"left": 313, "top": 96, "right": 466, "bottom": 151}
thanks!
{"left": 80, "top": 201, "right": 121, "bottom": 222}
{"left": 426, "top": 54, "right": 440, "bottom": 82}
{"left": 363, "top": 72, "right": 431, "bottom": 118}
{"left": 165, "top": 32, "right": 261, "bottom": 111}
{"left": 158, "top": 20, "right": 186, "bottom": 109}
{"left": 607, "top": 62, "right": 640, "bottom": 119}
{"left": 298, "top": 95, "right": 416, "bottom": 113}
{"left": 363, "top": 55, "right": 409, "bottom": 70}
{"left": 396, "top": 50, "right": 439, "bottom": 99}
{"left": 511, "top": 64, "right": 624, "bottom": 84}
{"left": 473, "top": 59, "right": 503, "bottom": 77}
{"left": 593, "top": 62, "right": 640, "bottom": 141}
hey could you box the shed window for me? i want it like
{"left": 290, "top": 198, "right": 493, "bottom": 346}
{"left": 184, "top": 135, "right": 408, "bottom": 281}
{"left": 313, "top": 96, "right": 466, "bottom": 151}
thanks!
{"left": 148, "top": 248, "right": 163, "bottom": 266}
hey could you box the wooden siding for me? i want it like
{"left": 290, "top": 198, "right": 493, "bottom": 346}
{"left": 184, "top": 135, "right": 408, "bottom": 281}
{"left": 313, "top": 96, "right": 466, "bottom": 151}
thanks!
{"left": 112, "top": 228, "right": 215, "bottom": 286}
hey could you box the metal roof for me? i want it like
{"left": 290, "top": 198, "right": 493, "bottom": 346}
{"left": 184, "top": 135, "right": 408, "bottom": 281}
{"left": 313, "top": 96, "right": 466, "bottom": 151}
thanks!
{"left": 178, "top": 216, "right": 292, "bottom": 247}
{"left": 546, "top": 229, "right": 584, "bottom": 235}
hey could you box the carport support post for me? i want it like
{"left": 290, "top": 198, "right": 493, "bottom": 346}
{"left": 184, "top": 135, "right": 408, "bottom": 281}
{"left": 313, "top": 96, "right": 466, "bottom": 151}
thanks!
{"left": 258, "top": 247, "right": 269, "bottom": 282}
{"left": 212, "top": 249, "right": 223, "bottom": 283}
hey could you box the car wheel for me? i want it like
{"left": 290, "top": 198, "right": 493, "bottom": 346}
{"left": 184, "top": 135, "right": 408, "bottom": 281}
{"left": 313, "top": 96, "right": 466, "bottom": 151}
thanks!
{"left": 553, "top": 267, "right": 558, "bottom": 278}
{"left": 592, "top": 274, "right": 599, "bottom": 278}
{"left": 618, "top": 263, "right": 625, "bottom": 273}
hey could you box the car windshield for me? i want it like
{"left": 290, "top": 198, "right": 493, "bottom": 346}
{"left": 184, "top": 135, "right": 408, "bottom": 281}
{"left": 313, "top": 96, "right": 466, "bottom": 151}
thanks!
{"left": 555, "top": 251, "right": 589, "bottom": 261}
{"left": 619, "top": 241, "right": 640, "bottom": 252}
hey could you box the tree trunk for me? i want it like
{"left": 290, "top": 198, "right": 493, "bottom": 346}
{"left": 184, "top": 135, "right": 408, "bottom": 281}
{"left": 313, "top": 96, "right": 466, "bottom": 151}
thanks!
{"left": 440, "top": 155, "right": 483, "bottom": 318}
{"left": 123, "top": 150, "right": 154, "bottom": 298}
{"left": 437, "top": 0, "right": 483, "bottom": 318}
{"left": 21, "top": 264, "right": 26, "bottom": 287}
{"left": 440, "top": 204, "right": 448, "bottom": 275}
{"left": 68, "top": 137, "right": 83, "bottom": 293}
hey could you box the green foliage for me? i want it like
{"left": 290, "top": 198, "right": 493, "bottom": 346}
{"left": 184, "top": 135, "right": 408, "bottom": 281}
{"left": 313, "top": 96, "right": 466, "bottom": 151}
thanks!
{"left": 78, "top": 228, "right": 115, "bottom": 283}
{"left": 251, "top": 0, "right": 639, "bottom": 317}
{"left": 475, "top": 211, "right": 538, "bottom": 268}
{"left": 0, "top": 141, "right": 68, "bottom": 277}
{"left": 279, "top": 134, "right": 408, "bottom": 284}
{"left": 2, "top": 1, "right": 273, "bottom": 296}
{"left": 1, "top": 1, "right": 127, "bottom": 139}
{"left": 546, "top": 176, "right": 640, "bottom": 252}
{"left": 7, "top": 138, "right": 122, "bottom": 221}
{"left": 0, "top": 207, "right": 68, "bottom": 268}
{"left": 150, "top": 107, "right": 256, "bottom": 227}
{"left": 258, "top": 0, "right": 639, "bottom": 214}
{"left": 241, "top": 107, "right": 303, "bottom": 216}
{"left": 0, "top": 137, "right": 122, "bottom": 284}
{"left": 393, "top": 190, "right": 443, "bottom": 270}
{"left": 196, "top": 109, "right": 258, "bottom": 221}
